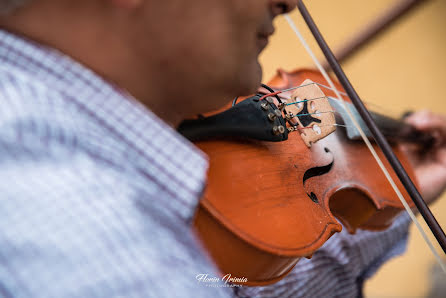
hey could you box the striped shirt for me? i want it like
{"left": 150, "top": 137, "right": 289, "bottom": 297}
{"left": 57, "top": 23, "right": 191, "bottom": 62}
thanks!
{"left": 0, "top": 29, "right": 411, "bottom": 298}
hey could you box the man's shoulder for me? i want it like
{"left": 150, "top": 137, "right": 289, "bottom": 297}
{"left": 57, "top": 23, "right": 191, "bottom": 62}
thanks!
{"left": 0, "top": 65, "right": 176, "bottom": 201}
{"left": 0, "top": 68, "right": 142, "bottom": 212}
{"left": 0, "top": 65, "right": 82, "bottom": 122}
{"left": 0, "top": 65, "right": 106, "bottom": 154}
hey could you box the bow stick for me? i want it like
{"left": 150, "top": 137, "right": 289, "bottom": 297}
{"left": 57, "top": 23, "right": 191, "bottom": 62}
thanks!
{"left": 285, "top": 0, "right": 446, "bottom": 271}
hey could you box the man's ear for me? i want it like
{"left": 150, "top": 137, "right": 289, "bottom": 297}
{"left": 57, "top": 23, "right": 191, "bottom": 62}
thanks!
{"left": 110, "top": 0, "right": 143, "bottom": 9}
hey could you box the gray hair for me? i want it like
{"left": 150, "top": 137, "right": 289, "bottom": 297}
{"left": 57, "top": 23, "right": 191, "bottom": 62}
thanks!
{"left": 0, "top": 0, "right": 31, "bottom": 15}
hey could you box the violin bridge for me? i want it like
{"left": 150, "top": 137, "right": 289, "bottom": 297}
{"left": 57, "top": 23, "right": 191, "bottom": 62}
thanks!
{"left": 286, "top": 79, "right": 336, "bottom": 147}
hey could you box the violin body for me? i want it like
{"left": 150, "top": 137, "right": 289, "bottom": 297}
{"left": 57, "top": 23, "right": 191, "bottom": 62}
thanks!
{"left": 193, "top": 69, "right": 417, "bottom": 286}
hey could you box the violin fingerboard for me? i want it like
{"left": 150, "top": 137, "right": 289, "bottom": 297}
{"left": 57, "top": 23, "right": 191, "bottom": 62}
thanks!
{"left": 287, "top": 79, "right": 336, "bottom": 147}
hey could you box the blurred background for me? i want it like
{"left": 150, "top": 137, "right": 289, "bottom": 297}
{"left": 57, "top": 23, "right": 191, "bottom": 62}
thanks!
{"left": 259, "top": 0, "right": 446, "bottom": 297}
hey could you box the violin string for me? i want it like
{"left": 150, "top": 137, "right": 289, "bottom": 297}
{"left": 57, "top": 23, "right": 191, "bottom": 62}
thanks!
{"left": 260, "top": 82, "right": 342, "bottom": 101}
{"left": 310, "top": 83, "right": 399, "bottom": 117}
{"left": 292, "top": 110, "right": 336, "bottom": 118}
{"left": 286, "top": 96, "right": 326, "bottom": 106}
{"left": 284, "top": 97, "right": 419, "bottom": 140}
{"left": 284, "top": 14, "right": 446, "bottom": 273}
{"left": 287, "top": 99, "right": 426, "bottom": 141}
{"left": 265, "top": 83, "right": 397, "bottom": 117}
{"left": 278, "top": 81, "right": 349, "bottom": 96}
{"left": 326, "top": 96, "right": 398, "bottom": 117}
{"left": 289, "top": 123, "right": 350, "bottom": 132}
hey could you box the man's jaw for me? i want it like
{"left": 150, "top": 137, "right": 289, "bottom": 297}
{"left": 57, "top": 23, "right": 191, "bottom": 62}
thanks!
{"left": 256, "top": 21, "right": 275, "bottom": 54}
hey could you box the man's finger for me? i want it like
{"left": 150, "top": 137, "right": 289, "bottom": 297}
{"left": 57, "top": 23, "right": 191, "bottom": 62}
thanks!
{"left": 406, "top": 110, "right": 446, "bottom": 132}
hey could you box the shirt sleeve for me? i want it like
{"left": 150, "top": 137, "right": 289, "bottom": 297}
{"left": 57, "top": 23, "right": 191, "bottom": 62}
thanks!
{"left": 234, "top": 213, "right": 411, "bottom": 298}
{"left": 0, "top": 111, "right": 231, "bottom": 298}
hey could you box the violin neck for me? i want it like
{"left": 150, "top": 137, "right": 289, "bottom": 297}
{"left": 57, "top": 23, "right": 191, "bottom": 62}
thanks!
{"left": 369, "top": 111, "right": 434, "bottom": 145}
{"left": 328, "top": 98, "right": 434, "bottom": 146}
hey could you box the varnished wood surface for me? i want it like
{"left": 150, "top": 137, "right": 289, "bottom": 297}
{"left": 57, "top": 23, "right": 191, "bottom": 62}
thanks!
{"left": 259, "top": 1, "right": 446, "bottom": 295}
{"left": 193, "top": 69, "right": 417, "bottom": 285}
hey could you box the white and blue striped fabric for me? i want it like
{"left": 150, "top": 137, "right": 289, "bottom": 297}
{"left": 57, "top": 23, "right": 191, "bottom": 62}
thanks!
{"left": 0, "top": 29, "right": 411, "bottom": 298}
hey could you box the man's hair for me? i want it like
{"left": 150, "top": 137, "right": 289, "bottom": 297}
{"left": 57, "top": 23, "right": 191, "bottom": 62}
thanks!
{"left": 0, "top": 0, "right": 30, "bottom": 15}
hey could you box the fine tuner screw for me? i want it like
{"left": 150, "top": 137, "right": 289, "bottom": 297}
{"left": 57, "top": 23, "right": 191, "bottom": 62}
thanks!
{"left": 285, "top": 112, "right": 295, "bottom": 121}
{"left": 268, "top": 113, "right": 277, "bottom": 121}
{"left": 272, "top": 125, "right": 285, "bottom": 135}
{"left": 268, "top": 110, "right": 282, "bottom": 122}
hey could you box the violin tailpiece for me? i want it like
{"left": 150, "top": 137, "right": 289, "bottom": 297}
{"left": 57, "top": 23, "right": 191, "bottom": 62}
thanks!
{"left": 287, "top": 79, "right": 336, "bottom": 147}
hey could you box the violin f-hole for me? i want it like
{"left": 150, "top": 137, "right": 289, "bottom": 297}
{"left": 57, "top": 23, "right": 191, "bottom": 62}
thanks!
{"left": 302, "top": 147, "right": 334, "bottom": 204}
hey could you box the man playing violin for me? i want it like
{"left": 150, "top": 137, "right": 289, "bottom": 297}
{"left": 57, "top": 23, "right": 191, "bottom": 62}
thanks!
{"left": 0, "top": 0, "right": 444, "bottom": 297}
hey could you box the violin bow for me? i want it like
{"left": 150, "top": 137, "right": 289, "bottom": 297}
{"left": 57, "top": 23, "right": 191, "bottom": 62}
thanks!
{"left": 285, "top": 0, "right": 446, "bottom": 271}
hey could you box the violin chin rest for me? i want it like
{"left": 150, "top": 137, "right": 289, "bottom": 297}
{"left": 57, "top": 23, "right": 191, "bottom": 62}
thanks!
{"left": 178, "top": 95, "right": 288, "bottom": 142}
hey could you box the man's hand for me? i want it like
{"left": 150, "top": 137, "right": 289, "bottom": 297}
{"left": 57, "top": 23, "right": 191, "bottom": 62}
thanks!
{"left": 401, "top": 110, "right": 446, "bottom": 205}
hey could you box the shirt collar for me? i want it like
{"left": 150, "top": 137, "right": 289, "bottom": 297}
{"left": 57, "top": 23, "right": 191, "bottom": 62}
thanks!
{"left": 0, "top": 29, "right": 209, "bottom": 222}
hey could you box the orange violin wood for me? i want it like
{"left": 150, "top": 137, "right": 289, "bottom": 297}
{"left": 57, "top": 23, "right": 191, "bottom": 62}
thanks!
{"left": 193, "top": 68, "right": 417, "bottom": 286}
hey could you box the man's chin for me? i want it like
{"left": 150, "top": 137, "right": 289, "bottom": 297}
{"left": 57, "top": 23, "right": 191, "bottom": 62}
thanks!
{"left": 236, "top": 62, "right": 263, "bottom": 96}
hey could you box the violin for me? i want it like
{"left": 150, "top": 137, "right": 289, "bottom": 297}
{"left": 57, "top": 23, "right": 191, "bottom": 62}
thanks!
{"left": 181, "top": 0, "right": 446, "bottom": 286}
{"left": 188, "top": 68, "right": 422, "bottom": 286}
